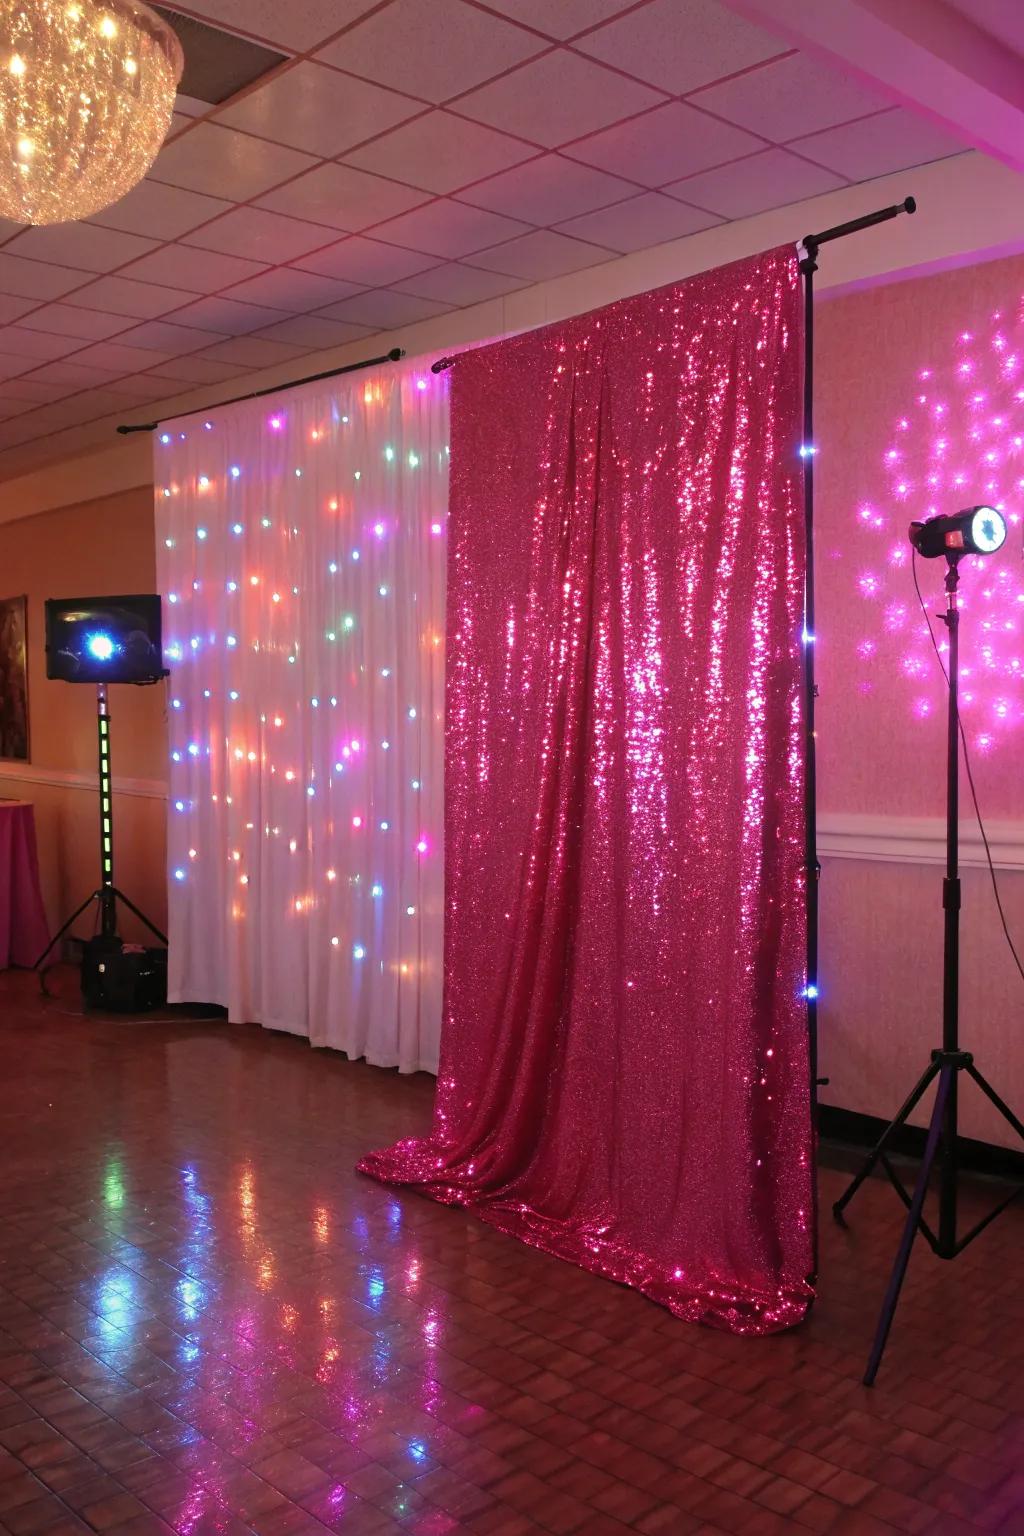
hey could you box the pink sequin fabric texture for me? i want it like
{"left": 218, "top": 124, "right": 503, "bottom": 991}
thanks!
{"left": 359, "top": 247, "right": 813, "bottom": 1333}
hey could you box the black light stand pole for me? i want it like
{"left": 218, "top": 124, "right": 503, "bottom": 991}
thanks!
{"left": 797, "top": 195, "right": 916, "bottom": 1189}
{"left": 799, "top": 236, "right": 821, "bottom": 1135}
{"left": 34, "top": 685, "right": 167, "bottom": 973}
{"left": 833, "top": 555, "right": 1024, "bottom": 1385}
{"left": 98, "top": 682, "right": 117, "bottom": 938}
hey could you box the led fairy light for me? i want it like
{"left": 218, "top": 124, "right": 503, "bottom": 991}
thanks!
{"left": 854, "top": 308, "right": 1024, "bottom": 751}
{"left": 154, "top": 361, "right": 448, "bottom": 1067}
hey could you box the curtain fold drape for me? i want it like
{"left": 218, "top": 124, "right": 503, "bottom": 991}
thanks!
{"left": 361, "top": 247, "right": 814, "bottom": 1331}
{"left": 155, "top": 358, "right": 449, "bottom": 1073}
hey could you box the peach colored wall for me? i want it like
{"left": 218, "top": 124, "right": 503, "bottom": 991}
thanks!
{"left": 0, "top": 486, "right": 168, "bottom": 942}
{"left": 816, "top": 254, "right": 1024, "bottom": 1147}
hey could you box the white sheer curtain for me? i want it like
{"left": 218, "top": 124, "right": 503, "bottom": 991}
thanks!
{"left": 154, "top": 357, "right": 448, "bottom": 1072}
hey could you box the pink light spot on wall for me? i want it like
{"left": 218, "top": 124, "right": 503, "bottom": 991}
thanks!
{"left": 852, "top": 303, "right": 1024, "bottom": 750}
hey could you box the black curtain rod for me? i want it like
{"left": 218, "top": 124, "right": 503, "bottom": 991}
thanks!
{"left": 116, "top": 346, "right": 406, "bottom": 434}
{"left": 429, "top": 197, "right": 917, "bottom": 375}
{"left": 802, "top": 196, "right": 915, "bottom": 259}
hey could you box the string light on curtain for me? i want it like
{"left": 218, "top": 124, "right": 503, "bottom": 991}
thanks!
{"left": 0, "top": 0, "right": 182, "bottom": 225}
{"left": 155, "top": 359, "right": 449, "bottom": 1074}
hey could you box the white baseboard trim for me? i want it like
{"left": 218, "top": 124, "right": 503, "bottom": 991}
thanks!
{"left": 819, "top": 812, "right": 1024, "bottom": 872}
{"left": 0, "top": 763, "right": 167, "bottom": 801}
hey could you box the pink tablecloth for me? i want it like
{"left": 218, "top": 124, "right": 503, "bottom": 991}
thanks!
{"left": 0, "top": 801, "right": 50, "bottom": 968}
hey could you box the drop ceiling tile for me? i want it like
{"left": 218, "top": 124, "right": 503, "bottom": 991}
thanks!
{"left": 457, "top": 50, "right": 663, "bottom": 147}
{"left": 317, "top": 289, "right": 455, "bottom": 328}
{"left": 68, "top": 386, "right": 163, "bottom": 417}
{"left": 0, "top": 328, "right": 74, "bottom": 362}
{"left": 342, "top": 111, "right": 535, "bottom": 195}
{"left": 0, "top": 378, "right": 70, "bottom": 403}
{"left": 151, "top": 122, "right": 318, "bottom": 200}
{"left": 790, "top": 108, "right": 964, "bottom": 180}
{"left": 173, "top": 0, "right": 380, "bottom": 51}
{"left": 577, "top": 0, "right": 781, "bottom": 94}
{"left": 3, "top": 224, "right": 158, "bottom": 274}
{"left": 70, "top": 341, "right": 174, "bottom": 372}
{"left": 0, "top": 421, "right": 48, "bottom": 448}
{"left": 372, "top": 200, "right": 531, "bottom": 257}
{"left": 0, "top": 354, "right": 33, "bottom": 381}
{"left": 24, "top": 398, "right": 105, "bottom": 424}
{"left": 171, "top": 296, "right": 290, "bottom": 334}
{"left": 468, "top": 227, "right": 613, "bottom": 279}
{"left": 68, "top": 276, "right": 188, "bottom": 319}
{"left": 566, "top": 101, "right": 763, "bottom": 185}
{"left": 556, "top": 190, "right": 721, "bottom": 251}
{"left": 25, "top": 361, "right": 123, "bottom": 387}
{"left": 0, "top": 294, "right": 35, "bottom": 324}
{"left": 216, "top": 62, "right": 422, "bottom": 158}
{"left": 117, "top": 320, "right": 226, "bottom": 355}
{"left": 97, "top": 374, "right": 175, "bottom": 400}
{"left": 0, "top": 398, "right": 37, "bottom": 420}
{"left": 669, "top": 147, "right": 846, "bottom": 218}
{"left": 294, "top": 235, "right": 439, "bottom": 285}
{"left": 257, "top": 163, "right": 431, "bottom": 231}
{"left": 224, "top": 268, "right": 367, "bottom": 312}
{"left": 475, "top": 0, "right": 636, "bottom": 39}
{"left": 181, "top": 207, "right": 337, "bottom": 264}
{"left": 251, "top": 315, "right": 374, "bottom": 348}
{"left": 89, "top": 180, "right": 233, "bottom": 241}
{"left": 120, "top": 245, "right": 269, "bottom": 294}
{"left": 174, "top": 92, "right": 209, "bottom": 119}
{"left": 199, "top": 336, "right": 310, "bottom": 368}
{"left": 459, "top": 154, "right": 637, "bottom": 223}
{"left": 146, "top": 356, "right": 254, "bottom": 385}
{"left": 0, "top": 254, "right": 91, "bottom": 301}
{"left": 18, "top": 305, "right": 134, "bottom": 341}
{"left": 316, "top": 0, "right": 544, "bottom": 103}
{"left": 694, "top": 52, "right": 887, "bottom": 140}
{"left": 394, "top": 261, "right": 531, "bottom": 303}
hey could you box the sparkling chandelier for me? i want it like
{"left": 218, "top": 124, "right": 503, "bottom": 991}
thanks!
{"left": 0, "top": 0, "right": 183, "bottom": 226}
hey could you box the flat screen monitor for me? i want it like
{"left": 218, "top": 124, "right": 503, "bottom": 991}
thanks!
{"left": 45, "top": 594, "right": 166, "bottom": 684}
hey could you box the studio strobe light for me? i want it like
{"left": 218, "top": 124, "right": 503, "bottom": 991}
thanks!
{"left": 909, "top": 504, "right": 1007, "bottom": 559}
{"left": 834, "top": 502, "right": 1023, "bottom": 1385}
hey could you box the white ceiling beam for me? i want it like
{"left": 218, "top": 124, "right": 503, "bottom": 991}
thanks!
{"left": 725, "top": 0, "right": 1024, "bottom": 174}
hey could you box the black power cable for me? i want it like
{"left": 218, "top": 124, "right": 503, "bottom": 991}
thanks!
{"left": 912, "top": 548, "right": 1024, "bottom": 986}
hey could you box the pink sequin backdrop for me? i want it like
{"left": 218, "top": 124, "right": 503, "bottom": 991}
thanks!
{"left": 360, "top": 247, "right": 814, "bottom": 1333}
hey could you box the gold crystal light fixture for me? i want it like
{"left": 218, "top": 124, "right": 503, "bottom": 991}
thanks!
{"left": 0, "top": 0, "right": 183, "bottom": 225}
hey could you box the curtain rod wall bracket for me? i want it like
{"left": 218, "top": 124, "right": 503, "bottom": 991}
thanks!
{"left": 117, "top": 347, "right": 406, "bottom": 434}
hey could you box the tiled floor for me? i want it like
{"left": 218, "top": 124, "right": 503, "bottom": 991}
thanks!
{"left": 0, "top": 968, "right": 1021, "bottom": 1536}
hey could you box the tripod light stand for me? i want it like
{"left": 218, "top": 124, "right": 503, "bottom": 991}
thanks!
{"left": 833, "top": 506, "right": 1024, "bottom": 1386}
{"left": 34, "top": 681, "right": 167, "bottom": 974}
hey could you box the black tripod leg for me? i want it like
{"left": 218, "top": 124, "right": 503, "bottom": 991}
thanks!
{"left": 833, "top": 1058, "right": 941, "bottom": 1223}
{"left": 110, "top": 888, "right": 168, "bottom": 946}
{"left": 964, "top": 1064, "right": 1024, "bottom": 1143}
{"left": 864, "top": 1063, "right": 952, "bottom": 1387}
{"left": 33, "top": 891, "right": 99, "bottom": 970}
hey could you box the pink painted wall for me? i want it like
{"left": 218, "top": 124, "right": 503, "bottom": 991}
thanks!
{"left": 816, "top": 253, "right": 1024, "bottom": 1146}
